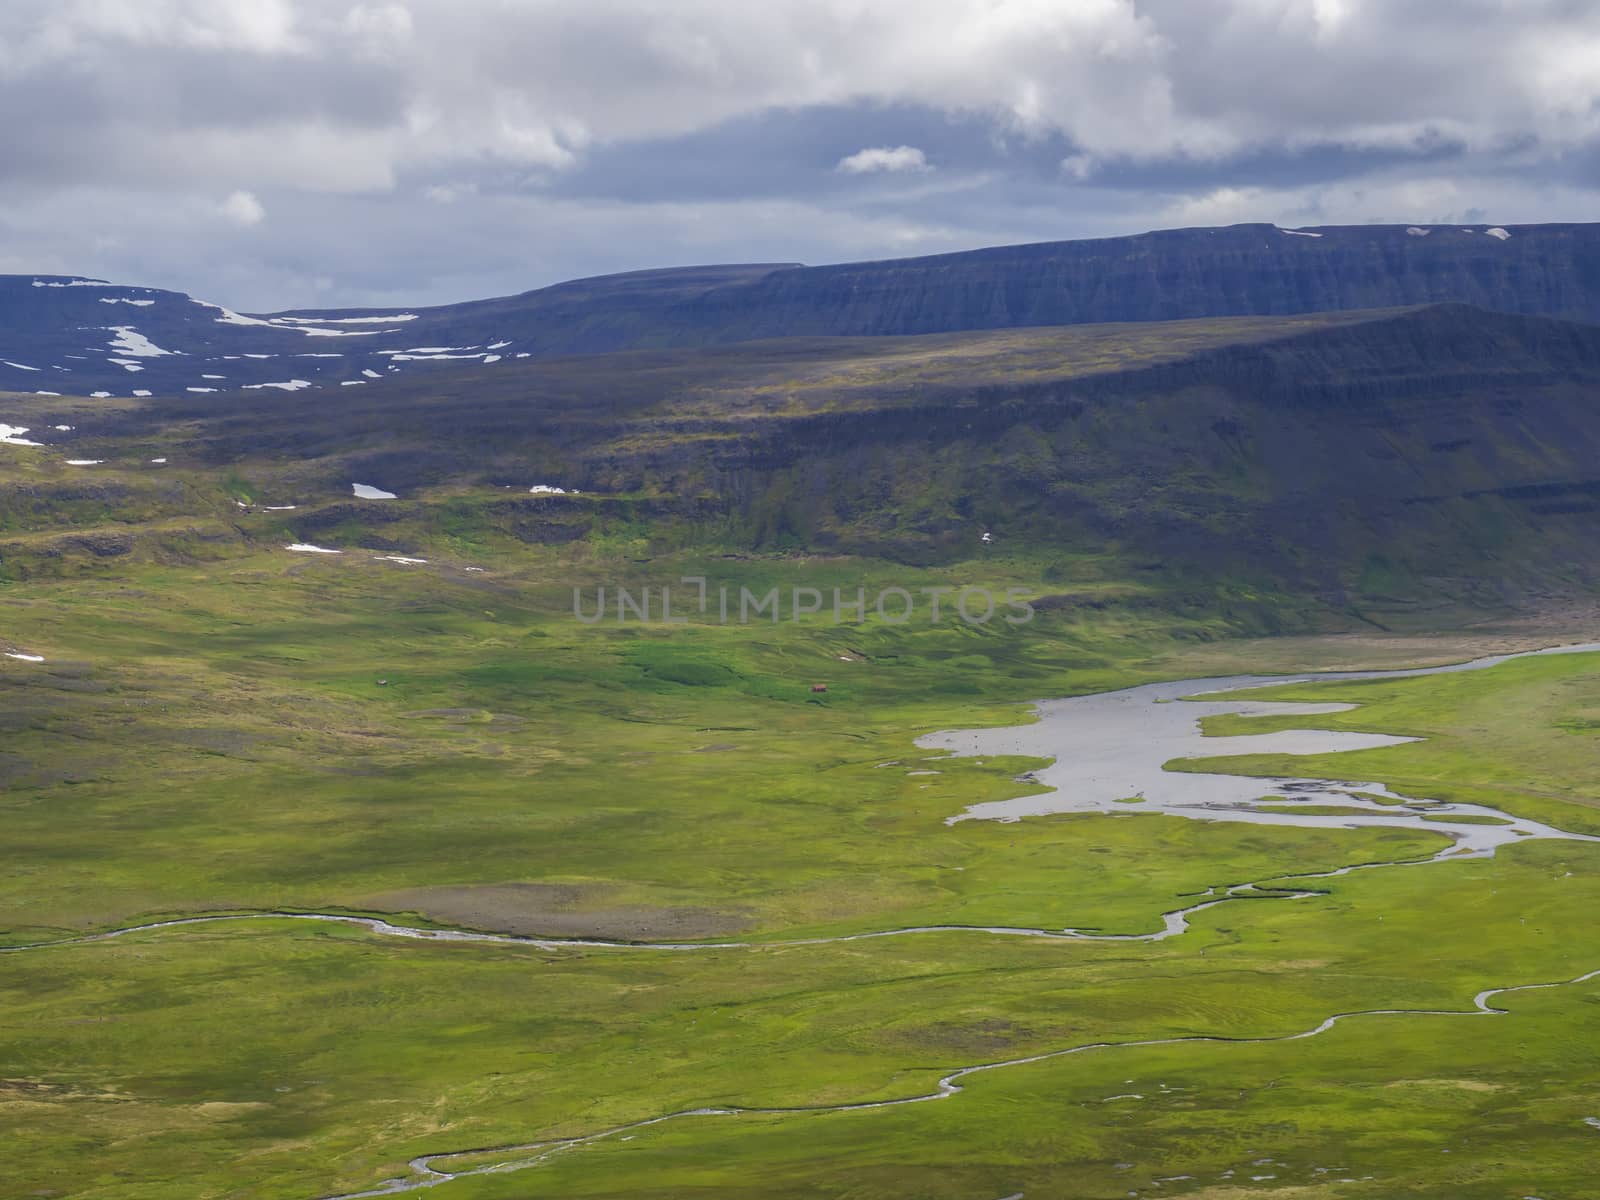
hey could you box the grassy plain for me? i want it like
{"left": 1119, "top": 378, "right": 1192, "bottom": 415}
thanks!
{"left": 2, "top": 454, "right": 1599, "bottom": 1197}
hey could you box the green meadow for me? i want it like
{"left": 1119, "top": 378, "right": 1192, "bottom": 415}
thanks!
{"left": 2, "top": 473, "right": 1599, "bottom": 1198}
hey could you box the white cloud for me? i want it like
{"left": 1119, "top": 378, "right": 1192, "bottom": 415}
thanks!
{"left": 424, "top": 181, "right": 478, "bottom": 204}
{"left": 1, "top": 1, "right": 1599, "bottom": 307}
{"left": 836, "top": 145, "right": 930, "bottom": 174}
{"left": 1149, "top": 172, "right": 1555, "bottom": 236}
{"left": 218, "top": 189, "right": 265, "bottom": 225}
{"left": 344, "top": 2, "right": 413, "bottom": 47}
{"left": 41, "top": 0, "right": 308, "bottom": 54}
{"left": 1060, "top": 153, "right": 1096, "bottom": 181}
{"left": 4, "top": 1, "right": 1600, "bottom": 189}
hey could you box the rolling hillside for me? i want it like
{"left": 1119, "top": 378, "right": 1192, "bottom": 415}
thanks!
{"left": 5, "top": 303, "right": 1599, "bottom": 617}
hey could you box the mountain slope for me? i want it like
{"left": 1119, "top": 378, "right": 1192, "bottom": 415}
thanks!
{"left": 6, "top": 303, "right": 1600, "bottom": 613}
{"left": 6, "top": 222, "right": 1600, "bottom": 398}
{"left": 0, "top": 265, "right": 794, "bottom": 399}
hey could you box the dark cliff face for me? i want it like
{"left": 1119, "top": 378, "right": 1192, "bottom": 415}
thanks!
{"left": 273, "top": 221, "right": 1600, "bottom": 354}
{"left": 7, "top": 223, "right": 1600, "bottom": 397}
{"left": 687, "top": 224, "right": 1600, "bottom": 339}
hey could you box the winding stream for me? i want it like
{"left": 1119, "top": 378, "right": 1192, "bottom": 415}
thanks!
{"left": 316, "top": 965, "right": 1600, "bottom": 1200}
{"left": 8, "top": 641, "right": 1600, "bottom": 1196}
{"left": 0, "top": 868, "right": 1404, "bottom": 956}
{"left": 9, "top": 644, "right": 1598, "bottom": 961}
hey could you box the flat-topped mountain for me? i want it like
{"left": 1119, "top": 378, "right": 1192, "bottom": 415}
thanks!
{"left": 5, "top": 223, "right": 1600, "bottom": 398}
{"left": 682, "top": 222, "right": 1600, "bottom": 339}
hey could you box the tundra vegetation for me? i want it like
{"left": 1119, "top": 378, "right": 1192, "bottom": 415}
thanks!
{"left": 2, "top": 303, "right": 1598, "bottom": 1199}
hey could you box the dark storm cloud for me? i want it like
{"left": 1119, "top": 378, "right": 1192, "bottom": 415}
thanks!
{"left": 551, "top": 103, "right": 1484, "bottom": 206}
{"left": 1, "top": 1, "right": 1598, "bottom": 309}
{"left": 538, "top": 105, "right": 1008, "bottom": 203}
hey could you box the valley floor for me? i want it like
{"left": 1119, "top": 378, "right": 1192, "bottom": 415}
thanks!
{"left": 2, "top": 548, "right": 1598, "bottom": 1199}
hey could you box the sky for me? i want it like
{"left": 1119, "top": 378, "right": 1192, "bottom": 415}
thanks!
{"left": 2, "top": 0, "right": 1599, "bottom": 312}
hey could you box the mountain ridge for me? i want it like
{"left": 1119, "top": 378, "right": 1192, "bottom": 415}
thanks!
{"left": 6, "top": 222, "right": 1600, "bottom": 398}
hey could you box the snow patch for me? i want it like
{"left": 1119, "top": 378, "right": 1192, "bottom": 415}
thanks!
{"left": 33, "top": 391, "right": 61, "bottom": 397}
{"left": 1486, "top": 227, "right": 1511, "bottom": 240}
{"left": 106, "top": 326, "right": 176, "bottom": 357}
{"left": 132, "top": 389, "right": 152, "bottom": 397}
{"left": 150, "top": 458, "right": 167, "bottom": 464}
{"left": 186, "top": 387, "right": 217, "bottom": 393}
{"left": 286, "top": 543, "right": 341, "bottom": 554}
{"left": 1279, "top": 227, "right": 1323, "bottom": 238}
{"left": 352, "top": 483, "right": 397, "bottom": 500}
{"left": 31, "top": 277, "right": 110, "bottom": 288}
{"left": 293, "top": 326, "right": 384, "bottom": 339}
{"left": 375, "top": 555, "right": 429, "bottom": 565}
{"left": 341, "top": 380, "right": 367, "bottom": 386}
{"left": 54, "top": 425, "right": 73, "bottom": 431}
{"left": 1406, "top": 226, "right": 1431, "bottom": 236}
{"left": 206, "top": 304, "right": 278, "bottom": 329}
{"left": 361, "top": 368, "right": 381, "bottom": 379}
{"left": 66, "top": 459, "right": 104, "bottom": 466}
{"left": 272, "top": 313, "right": 419, "bottom": 325}
{"left": 91, "top": 392, "right": 111, "bottom": 398}
{"left": 528, "top": 484, "right": 573, "bottom": 495}
{"left": 488, "top": 340, "right": 512, "bottom": 350}
{"left": 203, "top": 302, "right": 380, "bottom": 338}
{"left": 202, "top": 374, "right": 226, "bottom": 379}
{"left": 4, "top": 651, "right": 44, "bottom": 663}
{"left": 98, "top": 297, "right": 156, "bottom": 307}
{"left": 379, "top": 345, "right": 486, "bottom": 361}
{"left": 243, "top": 379, "right": 314, "bottom": 392}
{"left": 3, "top": 360, "right": 41, "bottom": 371}
{"left": 483, "top": 354, "right": 502, "bottom": 364}
{"left": 0, "top": 424, "right": 42, "bottom": 446}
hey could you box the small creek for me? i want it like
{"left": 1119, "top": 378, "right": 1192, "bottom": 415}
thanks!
{"left": 6, "top": 642, "right": 1600, "bottom": 1197}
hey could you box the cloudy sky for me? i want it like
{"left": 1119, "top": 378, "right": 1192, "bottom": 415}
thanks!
{"left": 3, "top": 0, "right": 1598, "bottom": 311}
